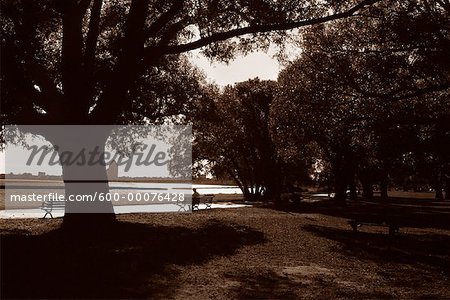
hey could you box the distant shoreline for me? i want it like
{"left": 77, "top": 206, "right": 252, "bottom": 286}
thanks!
{"left": 0, "top": 178, "right": 237, "bottom": 189}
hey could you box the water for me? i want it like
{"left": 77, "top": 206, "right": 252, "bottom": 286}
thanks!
{"left": 192, "top": 184, "right": 242, "bottom": 194}
{"left": 109, "top": 182, "right": 242, "bottom": 195}
{"left": 0, "top": 182, "right": 244, "bottom": 218}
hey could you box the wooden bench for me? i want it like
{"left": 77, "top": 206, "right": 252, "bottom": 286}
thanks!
{"left": 41, "top": 200, "right": 65, "bottom": 219}
{"left": 192, "top": 194, "right": 214, "bottom": 211}
{"left": 348, "top": 219, "right": 400, "bottom": 235}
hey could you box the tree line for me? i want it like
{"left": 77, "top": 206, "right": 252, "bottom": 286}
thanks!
{"left": 192, "top": 0, "right": 450, "bottom": 202}
{"left": 1, "top": 0, "right": 448, "bottom": 225}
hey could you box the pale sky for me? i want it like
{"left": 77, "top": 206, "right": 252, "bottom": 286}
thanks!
{"left": 3, "top": 132, "right": 173, "bottom": 177}
{"left": 189, "top": 48, "right": 281, "bottom": 87}
{"left": 0, "top": 50, "right": 283, "bottom": 174}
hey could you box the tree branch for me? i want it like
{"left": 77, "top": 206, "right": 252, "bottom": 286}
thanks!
{"left": 61, "top": 1, "right": 84, "bottom": 106}
{"left": 143, "top": 18, "right": 188, "bottom": 66}
{"left": 78, "top": 0, "right": 92, "bottom": 14}
{"left": 145, "top": 1, "right": 184, "bottom": 39}
{"left": 91, "top": 0, "right": 150, "bottom": 122}
{"left": 392, "top": 83, "right": 450, "bottom": 102}
{"left": 82, "top": 0, "right": 103, "bottom": 109}
{"left": 162, "top": 0, "right": 381, "bottom": 54}
{"left": 84, "top": 0, "right": 103, "bottom": 69}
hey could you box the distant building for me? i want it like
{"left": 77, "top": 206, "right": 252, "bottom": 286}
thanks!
{"left": 107, "top": 160, "right": 118, "bottom": 181}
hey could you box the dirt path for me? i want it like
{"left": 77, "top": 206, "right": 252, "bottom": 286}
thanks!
{"left": 1, "top": 207, "right": 449, "bottom": 299}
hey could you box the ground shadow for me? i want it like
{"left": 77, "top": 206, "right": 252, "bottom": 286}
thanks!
{"left": 303, "top": 224, "right": 450, "bottom": 274}
{"left": 278, "top": 196, "right": 450, "bottom": 230}
{"left": 1, "top": 219, "right": 265, "bottom": 299}
{"left": 227, "top": 270, "right": 299, "bottom": 299}
{"left": 227, "top": 268, "right": 397, "bottom": 299}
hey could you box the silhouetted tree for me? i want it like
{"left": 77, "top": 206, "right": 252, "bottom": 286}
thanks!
{"left": 1, "top": 0, "right": 380, "bottom": 225}
{"left": 272, "top": 0, "right": 450, "bottom": 202}
{"left": 194, "top": 79, "right": 285, "bottom": 201}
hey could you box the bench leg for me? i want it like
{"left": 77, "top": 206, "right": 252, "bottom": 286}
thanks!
{"left": 42, "top": 211, "right": 53, "bottom": 219}
{"left": 177, "top": 203, "right": 187, "bottom": 212}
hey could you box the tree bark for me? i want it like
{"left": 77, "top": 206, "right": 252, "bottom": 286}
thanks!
{"left": 433, "top": 171, "right": 444, "bottom": 200}
{"left": 40, "top": 126, "right": 116, "bottom": 230}
{"left": 445, "top": 177, "right": 450, "bottom": 200}
{"left": 362, "top": 182, "right": 374, "bottom": 199}
{"left": 434, "top": 182, "right": 444, "bottom": 200}
{"left": 380, "top": 175, "right": 389, "bottom": 201}
{"left": 333, "top": 168, "right": 347, "bottom": 204}
{"left": 349, "top": 172, "right": 358, "bottom": 201}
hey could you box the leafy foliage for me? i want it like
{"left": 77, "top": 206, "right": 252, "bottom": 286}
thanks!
{"left": 194, "top": 79, "right": 287, "bottom": 199}
{"left": 1, "top": 0, "right": 378, "bottom": 126}
{"left": 271, "top": 0, "right": 450, "bottom": 200}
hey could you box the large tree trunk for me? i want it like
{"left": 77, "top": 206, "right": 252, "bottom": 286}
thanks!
{"left": 333, "top": 166, "right": 347, "bottom": 204}
{"left": 380, "top": 180, "right": 388, "bottom": 201}
{"left": 380, "top": 172, "right": 389, "bottom": 201}
{"left": 434, "top": 182, "right": 444, "bottom": 200}
{"left": 61, "top": 164, "right": 113, "bottom": 214}
{"left": 265, "top": 165, "right": 284, "bottom": 205}
{"left": 334, "top": 180, "right": 347, "bottom": 204}
{"left": 432, "top": 171, "right": 444, "bottom": 200}
{"left": 445, "top": 177, "right": 450, "bottom": 200}
{"left": 348, "top": 171, "right": 358, "bottom": 201}
{"left": 362, "top": 182, "right": 374, "bottom": 199}
{"left": 360, "top": 173, "right": 374, "bottom": 199}
{"left": 61, "top": 164, "right": 116, "bottom": 232}
{"left": 43, "top": 126, "right": 116, "bottom": 231}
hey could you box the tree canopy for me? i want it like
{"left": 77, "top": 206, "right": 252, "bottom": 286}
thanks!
{"left": 193, "top": 79, "right": 288, "bottom": 200}
{"left": 271, "top": 0, "right": 450, "bottom": 201}
{"left": 1, "top": 0, "right": 380, "bottom": 127}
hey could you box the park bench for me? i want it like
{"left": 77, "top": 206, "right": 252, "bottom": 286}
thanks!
{"left": 192, "top": 194, "right": 214, "bottom": 211}
{"left": 348, "top": 219, "right": 400, "bottom": 235}
{"left": 41, "top": 200, "right": 65, "bottom": 219}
